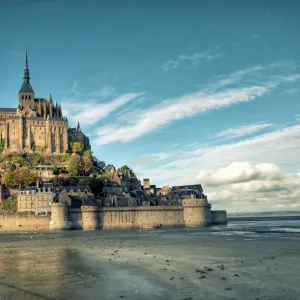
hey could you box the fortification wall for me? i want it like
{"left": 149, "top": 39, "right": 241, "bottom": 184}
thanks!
{"left": 69, "top": 208, "right": 82, "bottom": 229}
{"left": 211, "top": 210, "right": 227, "bottom": 225}
{"left": 100, "top": 206, "right": 185, "bottom": 229}
{"left": 0, "top": 204, "right": 228, "bottom": 232}
{"left": 0, "top": 212, "right": 50, "bottom": 232}
{"left": 182, "top": 198, "right": 212, "bottom": 227}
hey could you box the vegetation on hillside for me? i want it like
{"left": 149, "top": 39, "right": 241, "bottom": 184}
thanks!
{"left": 120, "top": 165, "right": 136, "bottom": 177}
{"left": 0, "top": 196, "right": 17, "bottom": 212}
{"left": 1, "top": 168, "right": 39, "bottom": 188}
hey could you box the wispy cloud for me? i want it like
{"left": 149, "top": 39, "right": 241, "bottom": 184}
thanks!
{"left": 95, "top": 85, "right": 270, "bottom": 145}
{"left": 163, "top": 60, "right": 178, "bottom": 71}
{"left": 281, "top": 87, "right": 299, "bottom": 94}
{"left": 63, "top": 92, "right": 143, "bottom": 125}
{"left": 135, "top": 151, "right": 176, "bottom": 166}
{"left": 95, "top": 68, "right": 300, "bottom": 145}
{"left": 214, "top": 123, "right": 273, "bottom": 139}
{"left": 163, "top": 46, "right": 223, "bottom": 71}
{"left": 251, "top": 34, "right": 261, "bottom": 39}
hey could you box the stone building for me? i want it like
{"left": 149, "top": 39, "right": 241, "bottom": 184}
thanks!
{"left": 17, "top": 183, "right": 94, "bottom": 214}
{"left": 28, "top": 166, "right": 53, "bottom": 182}
{"left": 0, "top": 51, "right": 90, "bottom": 154}
{"left": 18, "top": 183, "right": 53, "bottom": 214}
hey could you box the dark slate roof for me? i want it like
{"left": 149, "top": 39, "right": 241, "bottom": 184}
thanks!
{"left": 20, "top": 183, "right": 53, "bottom": 192}
{"left": 20, "top": 81, "right": 34, "bottom": 93}
{"left": 171, "top": 184, "right": 203, "bottom": 192}
{"left": 54, "top": 186, "right": 91, "bottom": 193}
{"left": 29, "top": 166, "right": 52, "bottom": 171}
{"left": 0, "top": 108, "right": 17, "bottom": 112}
{"left": 19, "top": 82, "right": 34, "bottom": 93}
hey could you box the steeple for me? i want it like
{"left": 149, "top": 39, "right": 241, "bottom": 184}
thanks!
{"left": 77, "top": 122, "right": 81, "bottom": 132}
{"left": 19, "top": 49, "right": 34, "bottom": 94}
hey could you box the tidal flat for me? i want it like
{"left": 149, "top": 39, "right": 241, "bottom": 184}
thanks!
{"left": 0, "top": 222, "right": 300, "bottom": 300}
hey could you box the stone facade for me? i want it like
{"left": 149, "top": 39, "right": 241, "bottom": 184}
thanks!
{"left": 0, "top": 51, "right": 90, "bottom": 154}
{"left": 28, "top": 166, "right": 53, "bottom": 181}
{"left": 18, "top": 183, "right": 53, "bottom": 215}
{"left": 17, "top": 184, "right": 94, "bottom": 215}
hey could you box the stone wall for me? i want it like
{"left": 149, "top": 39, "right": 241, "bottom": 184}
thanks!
{"left": 0, "top": 212, "right": 50, "bottom": 232}
{"left": 0, "top": 203, "right": 228, "bottom": 232}
{"left": 100, "top": 206, "right": 185, "bottom": 229}
{"left": 211, "top": 210, "right": 227, "bottom": 225}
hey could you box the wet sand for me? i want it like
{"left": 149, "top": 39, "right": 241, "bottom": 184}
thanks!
{"left": 0, "top": 228, "right": 299, "bottom": 300}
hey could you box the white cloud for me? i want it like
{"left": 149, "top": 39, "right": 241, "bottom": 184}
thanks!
{"left": 196, "top": 162, "right": 283, "bottom": 186}
{"left": 204, "top": 166, "right": 300, "bottom": 212}
{"left": 163, "top": 60, "right": 178, "bottom": 71}
{"left": 95, "top": 69, "right": 300, "bottom": 145}
{"left": 163, "top": 46, "right": 223, "bottom": 70}
{"left": 133, "top": 124, "right": 300, "bottom": 209}
{"left": 281, "top": 88, "right": 299, "bottom": 94}
{"left": 214, "top": 123, "right": 273, "bottom": 139}
{"left": 63, "top": 93, "right": 143, "bottom": 125}
{"left": 95, "top": 85, "right": 271, "bottom": 145}
{"left": 135, "top": 151, "right": 176, "bottom": 166}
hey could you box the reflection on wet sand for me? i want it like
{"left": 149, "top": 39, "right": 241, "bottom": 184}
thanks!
{"left": 0, "top": 249, "right": 86, "bottom": 300}
{"left": 0, "top": 247, "right": 172, "bottom": 300}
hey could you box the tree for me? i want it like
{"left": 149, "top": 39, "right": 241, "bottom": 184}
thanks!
{"left": 66, "top": 176, "right": 80, "bottom": 186}
{"left": 50, "top": 176, "right": 67, "bottom": 186}
{"left": 78, "top": 177, "right": 104, "bottom": 195}
{"left": 1, "top": 168, "right": 38, "bottom": 188}
{"left": 71, "top": 142, "right": 84, "bottom": 155}
{"left": 120, "top": 165, "right": 136, "bottom": 177}
{"left": 1, "top": 171, "right": 15, "bottom": 188}
{"left": 0, "top": 196, "right": 17, "bottom": 212}
{"left": 14, "top": 168, "right": 39, "bottom": 188}
{"left": 93, "top": 156, "right": 105, "bottom": 169}
{"left": 82, "top": 155, "right": 93, "bottom": 175}
{"left": 0, "top": 138, "right": 5, "bottom": 153}
{"left": 67, "top": 153, "right": 82, "bottom": 176}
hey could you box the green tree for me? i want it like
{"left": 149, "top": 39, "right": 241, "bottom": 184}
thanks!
{"left": 78, "top": 177, "right": 104, "bottom": 195}
{"left": 67, "top": 153, "right": 82, "bottom": 176}
{"left": 14, "top": 168, "right": 39, "bottom": 188}
{"left": 71, "top": 142, "right": 84, "bottom": 155}
{"left": 0, "top": 196, "right": 17, "bottom": 212}
{"left": 1, "top": 171, "right": 15, "bottom": 188}
{"left": 0, "top": 138, "right": 5, "bottom": 153}
{"left": 66, "top": 176, "right": 80, "bottom": 186}
{"left": 120, "top": 165, "right": 136, "bottom": 177}
{"left": 1, "top": 168, "right": 38, "bottom": 188}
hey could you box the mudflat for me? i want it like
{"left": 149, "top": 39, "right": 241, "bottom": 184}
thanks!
{"left": 0, "top": 228, "right": 299, "bottom": 300}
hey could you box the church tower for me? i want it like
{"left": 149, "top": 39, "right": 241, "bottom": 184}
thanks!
{"left": 18, "top": 50, "right": 35, "bottom": 113}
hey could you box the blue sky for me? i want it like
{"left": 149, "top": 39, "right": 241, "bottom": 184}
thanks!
{"left": 1, "top": 0, "right": 300, "bottom": 212}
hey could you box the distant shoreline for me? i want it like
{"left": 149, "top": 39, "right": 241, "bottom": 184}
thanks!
{"left": 228, "top": 214, "right": 300, "bottom": 219}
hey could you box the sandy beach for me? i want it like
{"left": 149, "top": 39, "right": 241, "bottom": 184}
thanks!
{"left": 0, "top": 226, "right": 299, "bottom": 300}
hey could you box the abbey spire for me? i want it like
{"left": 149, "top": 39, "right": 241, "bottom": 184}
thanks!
{"left": 19, "top": 49, "right": 34, "bottom": 94}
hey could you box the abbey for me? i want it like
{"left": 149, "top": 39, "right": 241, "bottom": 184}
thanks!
{"left": 0, "top": 51, "right": 90, "bottom": 154}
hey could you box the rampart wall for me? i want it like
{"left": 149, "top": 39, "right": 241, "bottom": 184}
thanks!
{"left": 0, "top": 203, "right": 228, "bottom": 232}
{"left": 211, "top": 210, "right": 227, "bottom": 225}
{"left": 0, "top": 212, "right": 50, "bottom": 232}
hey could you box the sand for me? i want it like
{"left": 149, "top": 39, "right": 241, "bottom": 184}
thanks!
{"left": 0, "top": 228, "right": 299, "bottom": 300}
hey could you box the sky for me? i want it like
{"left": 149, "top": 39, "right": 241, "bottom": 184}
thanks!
{"left": 0, "top": 0, "right": 300, "bottom": 212}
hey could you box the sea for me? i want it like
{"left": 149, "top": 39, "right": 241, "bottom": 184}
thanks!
{"left": 212, "top": 215, "right": 300, "bottom": 240}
